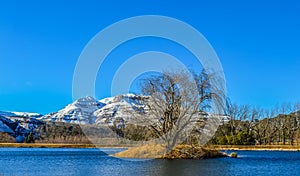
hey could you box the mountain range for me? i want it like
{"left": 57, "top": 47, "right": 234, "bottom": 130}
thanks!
{"left": 0, "top": 94, "right": 149, "bottom": 142}
{"left": 37, "top": 94, "right": 147, "bottom": 126}
{"left": 0, "top": 94, "right": 229, "bottom": 143}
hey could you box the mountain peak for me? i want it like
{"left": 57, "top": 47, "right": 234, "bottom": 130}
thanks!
{"left": 39, "top": 94, "right": 147, "bottom": 126}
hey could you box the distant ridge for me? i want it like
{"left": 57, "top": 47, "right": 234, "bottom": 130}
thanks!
{"left": 38, "top": 94, "right": 148, "bottom": 127}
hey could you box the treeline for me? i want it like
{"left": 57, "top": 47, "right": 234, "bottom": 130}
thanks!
{"left": 2, "top": 103, "right": 299, "bottom": 146}
{"left": 36, "top": 122, "right": 125, "bottom": 145}
{"left": 92, "top": 102, "right": 300, "bottom": 146}
{"left": 22, "top": 122, "right": 90, "bottom": 144}
{"left": 210, "top": 102, "right": 300, "bottom": 145}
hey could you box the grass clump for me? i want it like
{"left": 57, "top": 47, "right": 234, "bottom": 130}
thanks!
{"left": 114, "top": 144, "right": 227, "bottom": 159}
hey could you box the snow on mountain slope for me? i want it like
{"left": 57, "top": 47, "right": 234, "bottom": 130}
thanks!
{"left": 11, "top": 112, "right": 42, "bottom": 118}
{"left": 0, "top": 117, "right": 15, "bottom": 134}
{"left": 94, "top": 94, "right": 148, "bottom": 127}
{"left": 38, "top": 96, "right": 105, "bottom": 124}
{"left": 0, "top": 111, "right": 42, "bottom": 118}
{"left": 39, "top": 94, "right": 148, "bottom": 127}
{"left": 99, "top": 96, "right": 115, "bottom": 104}
{"left": 0, "top": 115, "right": 44, "bottom": 142}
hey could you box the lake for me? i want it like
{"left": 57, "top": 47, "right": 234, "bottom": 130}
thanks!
{"left": 0, "top": 148, "right": 299, "bottom": 176}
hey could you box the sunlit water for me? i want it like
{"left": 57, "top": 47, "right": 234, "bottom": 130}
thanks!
{"left": 0, "top": 148, "right": 299, "bottom": 176}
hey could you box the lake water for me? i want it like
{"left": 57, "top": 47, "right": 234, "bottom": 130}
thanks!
{"left": 0, "top": 148, "right": 299, "bottom": 176}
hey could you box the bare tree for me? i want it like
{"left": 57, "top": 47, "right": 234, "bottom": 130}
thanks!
{"left": 251, "top": 107, "right": 265, "bottom": 145}
{"left": 295, "top": 103, "right": 300, "bottom": 145}
{"left": 263, "top": 109, "right": 276, "bottom": 145}
{"left": 133, "top": 69, "right": 225, "bottom": 150}
{"left": 283, "top": 103, "right": 300, "bottom": 145}
{"left": 225, "top": 101, "right": 250, "bottom": 139}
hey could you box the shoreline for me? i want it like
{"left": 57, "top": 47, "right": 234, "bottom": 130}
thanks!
{"left": 0, "top": 143, "right": 130, "bottom": 148}
{"left": 1, "top": 143, "right": 300, "bottom": 151}
{"left": 210, "top": 145, "right": 300, "bottom": 151}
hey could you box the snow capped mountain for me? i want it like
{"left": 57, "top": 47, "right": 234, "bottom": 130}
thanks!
{"left": 0, "top": 111, "right": 42, "bottom": 118}
{"left": 39, "top": 94, "right": 148, "bottom": 127}
{"left": 38, "top": 94, "right": 228, "bottom": 129}
{"left": 0, "top": 115, "right": 44, "bottom": 142}
{"left": 38, "top": 96, "right": 105, "bottom": 124}
{"left": 0, "top": 94, "right": 229, "bottom": 143}
{"left": 11, "top": 112, "right": 42, "bottom": 118}
{"left": 94, "top": 94, "right": 148, "bottom": 127}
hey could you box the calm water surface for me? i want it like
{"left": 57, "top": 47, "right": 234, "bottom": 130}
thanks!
{"left": 0, "top": 148, "right": 299, "bottom": 176}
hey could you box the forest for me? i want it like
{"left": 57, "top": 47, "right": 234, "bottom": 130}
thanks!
{"left": 210, "top": 102, "right": 300, "bottom": 146}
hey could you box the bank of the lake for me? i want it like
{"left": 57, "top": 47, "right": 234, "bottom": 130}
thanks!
{"left": 2, "top": 143, "right": 300, "bottom": 151}
{"left": 210, "top": 145, "right": 300, "bottom": 151}
{"left": 0, "top": 143, "right": 134, "bottom": 148}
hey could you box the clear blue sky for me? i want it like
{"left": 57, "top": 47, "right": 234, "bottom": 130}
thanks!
{"left": 0, "top": 0, "right": 299, "bottom": 114}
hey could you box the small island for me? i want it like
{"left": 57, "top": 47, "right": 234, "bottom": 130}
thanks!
{"left": 114, "top": 144, "right": 227, "bottom": 159}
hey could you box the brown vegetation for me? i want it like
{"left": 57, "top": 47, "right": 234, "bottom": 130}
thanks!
{"left": 161, "top": 145, "right": 227, "bottom": 159}
{"left": 211, "top": 102, "right": 300, "bottom": 146}
{"left": 114, "top": 144, "right": 227, "bottom": 159}
{"left": 210, "top": 145, "right": 300, "bottom": 151}
{"left": 114, "top": 144, "right": 166, "bottom": 158}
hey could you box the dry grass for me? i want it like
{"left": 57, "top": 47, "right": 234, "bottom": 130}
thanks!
{"left": 114, "top": 144, "right": 166, "bottom": 158}
{"left": 209, "top": 145, "right": 300, "bottom": 151}
{"left": 162, "top": 145, "right": 227, "bottom": 159}
{"left": 0, "top": 142, "right": 144, "bottom": 149}
{"left": 114, "top": 144, "right": 227, "bottom": 159}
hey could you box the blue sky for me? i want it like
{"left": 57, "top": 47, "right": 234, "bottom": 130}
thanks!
{"left": 0, "top": 0, "right": 299, "bottom": 114}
